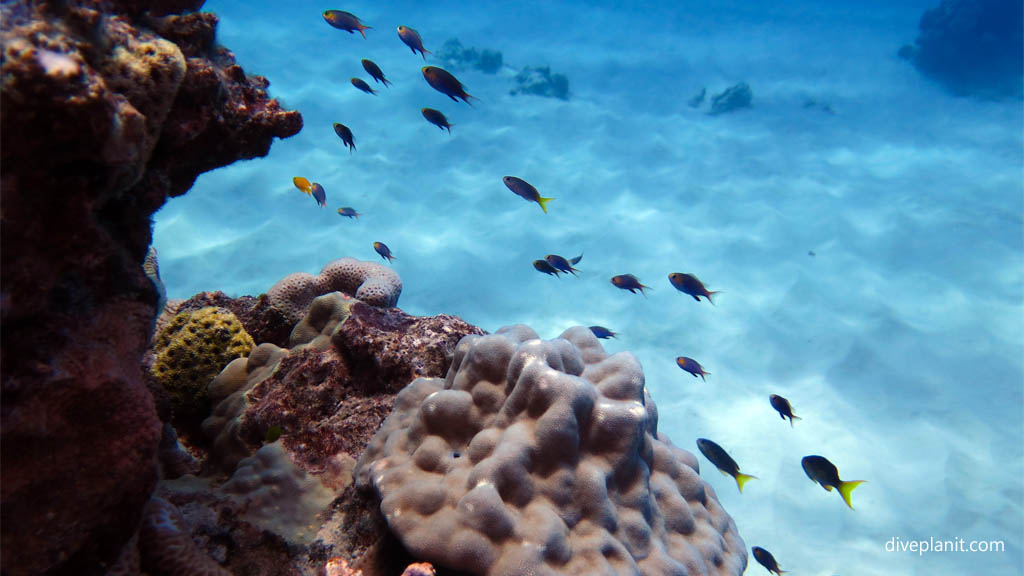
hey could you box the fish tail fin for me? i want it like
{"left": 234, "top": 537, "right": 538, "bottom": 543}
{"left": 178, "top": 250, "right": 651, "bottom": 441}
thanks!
{"left": 421, "top": 48, "right": 431, "bottom": 60}
{"left": 537, "top": 196, "right": 554, "bottom": 213}
{"left": 838, "top": 480, "right": 866, "bottom": 509}
{"left": 735, "top": 473, "right": 757, "bottom": 493}
{"left": 707, "top": 290, "right": 721, "bottom": 305}
{"left": 359, "top": 25, "right": 371, "bottom": 39}
{"left": 384, "top": 78, "right": 392, "bottom": 87}
{"left": 789, "top": 415, "right": 801, "bottom": 427}
{"left": 570, "top": 253, "right": 583, "bottom": 264}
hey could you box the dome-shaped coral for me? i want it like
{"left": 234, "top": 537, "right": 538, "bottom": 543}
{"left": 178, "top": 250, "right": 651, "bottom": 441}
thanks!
{"left": 152, "top": 306, "right": 255, "bottom": 421}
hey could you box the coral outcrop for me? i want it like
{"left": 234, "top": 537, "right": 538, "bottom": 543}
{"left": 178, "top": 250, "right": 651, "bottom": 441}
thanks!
{"left": 0, "top": 1, "right": 301, "bottom": 573}
{"left": 356, "top": 325, "right": 747, "bottom": 576}
{"left": 267, "top": 257, "right": 403, "bottom": 325}
{"left": 898, "top": 0, "right": 1023, "bottom": 99}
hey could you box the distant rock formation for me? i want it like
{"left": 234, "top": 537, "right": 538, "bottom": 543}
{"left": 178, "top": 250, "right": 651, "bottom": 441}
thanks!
{"left": 435, "top": 38, "right": 503, "bottom": 74}
{"left": 709, "top": 82, "right": 753, "bottom": 115}
{"left": 898, "top": 0, "right": 1023, "bottom": 99}
{"left": 0, "top": 1, "right": 301, "bottom": 573}
{"left": 511, "top": 65, "right": 570, "bottom": 100}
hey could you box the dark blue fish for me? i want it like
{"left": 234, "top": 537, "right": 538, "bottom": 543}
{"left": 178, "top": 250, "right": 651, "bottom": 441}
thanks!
{"left": 351, "top": 77, "right": 377, "bottom": 95}
{"left": 545, "top": 254, "right": 581, "bottom": 276}
{"left": 333, "top": 122, "right": 356, "bottom": 153}
{"left": 421, "top": 108, "right": 453, "bottom": 133}
{"left": 610, "top": 274, "right": 649, "bottom": 296}
{"left": 533, "top": 260, "right": 560, "bottom": 276}
{"left": 697, "top": 438, "right": 757, "bottom": 493}
{"left": 310, "top": 183, "right": 327, "bottom": 208}
{"left": 769, "top": 394, "right": 800, "bottom": 427}
{"left": 422, "top": 66, "right": 475, "bottom": 104}
{"left": 397, "top": 25, "right": 430, "bottom": 59}
{"left": 373, "top": 241, "right": 395, "bottom": 263}
{"left": 361, "top": 59, "right": 391, "bottom": 86}
{"left": 337, "top": 207, "right": 360, "bottom": 219}
{"left": 589, "top": 326, "right": 617, "bottom": 339}
{"left": 668, "top": 272, "right": 719, "bottom": 304}
{"left": 323, "top": 10, "right": 371, "bottom": 37}
{"left": 676, "top": 356, "right": 708, "bottom": 380}
{"left": 503, "top": 176, "right": 553, "bottom": 213}
{"left": 751, "top": 547, "right": 785, "bottom": 575}
{"left": 801, "top": 455, "right": 865, "bottom": 510}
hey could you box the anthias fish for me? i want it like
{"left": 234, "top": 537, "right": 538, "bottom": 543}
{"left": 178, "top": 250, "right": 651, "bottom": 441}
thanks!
{"left": 610, "top": 274, "right": 650, "bottom": 296}
{"left": 361, "top": 59, "right": 391, "bottom": 86}
{"left": 323, "top": 10, "right": 371, "bottom": 37}
{"left": 421, "top": 108, "right": 453, "bottom": 133}
{"left": 751, "top": 546, "right": 786, "bottom": 575}
{"left": 293, "top": 176, "right": 312, "bottom": 195}
{"left": 668, "top": 272, "right": 719, "bottom": 304}
{"left": 696, "top": 438, "right": 757, "bottom": 493}
{"left": 545, "top": 254, "right": 581, "bottom": 276}
{"left": 374, "top": 241, "right": 395, "bottom": 262}
{"left": 589, "top": 326, "right": 617, "bottom": 339}
{"left": 503, "top": 176, "right": 553, "bottom": 213}
{"left": 351, "top": 77, "right": 377, "bottom": 95}
{"left": 769, "top": 394, "right": 800, "bottom": 427}
{"left": 337, "top": 207, "right": 360, "bottom": 219}
{"left": 676, "top": 356, "right": 709, "bottom": 381}
{"left": 533, "top": 260, "right": 561, "bottom": 276}
{"left": 801, "top": 455, "right": 865, "bottom": 509}
{"left": 333, "top": 123, "right": 356, "bottom": 153}
{"left": 397, "top": 26, "right": 430, "bottom": 59}
{"left": 310, "top": 183, "right": 327, "bottom": 207}
{"left": 422, "top": 66, "right": 475, "bottom": 104}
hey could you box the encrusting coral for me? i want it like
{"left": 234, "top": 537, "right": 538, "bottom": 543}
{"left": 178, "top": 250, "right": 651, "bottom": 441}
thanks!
{"left": 139, "top": 496, "right": 231, "bottom": 576}
{"left": 152, "top": 306, "right": 255, "bottom": 420}
{"left": 267, "top": 257, "right": 402, "bottom": 324}
{"left": 356, "top": 325, "right": 747, "bottom": 576}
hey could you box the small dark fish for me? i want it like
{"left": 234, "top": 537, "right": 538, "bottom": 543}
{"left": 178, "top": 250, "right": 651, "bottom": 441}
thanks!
{"left": 668, "top": 272, "right": 719, "bottom": 304}
{"left": 323, "top": 10, "right": 371, "bottom": 37}
{"left": 503, "top": 176, "right": 553, "bottom": 213}
{"left": 337, "top": 207, "right": 360, "bottom": 219}
{"left": 333, "top": 122, "right": 356, "bottom": 153}
{"left": 610, "top": 274, "right": 650, "bottom": 297}
{"left": 696, "top": 438, "right": 757, "bottom": 493}
{"left": 422, "top": 66, "right": 475, "bottom": 104}
{"left": 589, "top": 326, "right": 617, "bottom": 339}
{"left": 676, "top": 356, "right": 709, "bottom": 381}
{"left": 802, "top": 455, "right": 865, "bottom": 509}
{"left": 545, "top": 254, "right": 581, "bottom": 276}
{"left": 397, "top": 25, "right": 430, "bottom": 59}
{"left": 751, "top": 547, "right": 786, "bottom": 575}
{"left": 769, "top": 394, "right": 800, "bottom": 427}
{"left": 351, "top": 77, "right": 377, "bottom": 95}
{"left": 310, "top": 182, "right": 327, "bottom": 207}
{"left": 373, "top": 241, "right": 395, "bottom": 263}
{"left": 421, "top": 108, "right": 453, "bottom": 133}
{"left": 533, "top": 260, "right": 561, "bottom": 276}
{"left": 265, "top": 425, "right": 283, "bottom": 443}
{"left": 361, "top": 59, "right": 391, "bottom": 86}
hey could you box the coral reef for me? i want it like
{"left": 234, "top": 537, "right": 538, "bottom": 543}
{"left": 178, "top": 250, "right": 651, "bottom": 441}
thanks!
{"left": 709, "top": 83, "right": 752, "bottom": 115}
{"left": 161, "top": 290, "right": 295, "bottom": 348}
{"left": 898, "top": 0, "right": 1022, "bottom": 99}
{"left": 356, "top": 325, "right": 746, "bottom": 576}
{"left": 267, "top": 257, "right": 403, "bottom": 325}
{"left": 0, "top": 0, "right": 300, "bottom": 572}
{"left": 435, "top": 38, "right": 504, "bottom": 74}
{"left": 139, "top": 496, "right": 231, "bottom": 576}
{"left": 511, "top": 66, "right": 570, "bottom": 100}
{"left": 152, "top": 306, "right": 255, "bottom": 422}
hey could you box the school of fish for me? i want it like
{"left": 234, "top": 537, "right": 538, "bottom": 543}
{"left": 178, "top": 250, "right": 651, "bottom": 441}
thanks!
{"left": 292, "top": 10, "right": 869, "bottom": 573}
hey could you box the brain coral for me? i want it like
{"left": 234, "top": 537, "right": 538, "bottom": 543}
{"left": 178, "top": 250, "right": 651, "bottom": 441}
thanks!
{"left": 355, "top": 325, "right": 746, "bottom": 576}
{"left": 152, "top": 306, "right": 255, "bottom": 419}
{"left": 267, "top": 257, "right": 402, "bottom": 325}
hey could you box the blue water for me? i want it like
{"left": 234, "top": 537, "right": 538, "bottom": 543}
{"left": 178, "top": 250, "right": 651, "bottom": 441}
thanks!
{"left": 154, "top": 1, "right": 1024, "bottom": 574}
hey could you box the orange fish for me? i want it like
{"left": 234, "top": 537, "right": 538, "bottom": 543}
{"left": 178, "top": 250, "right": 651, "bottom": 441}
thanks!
{"left": 397, "top": 26, "right": 430, "bottom": 59}
{"left": 293, "top": 177, "right": 312, "bottom": 195}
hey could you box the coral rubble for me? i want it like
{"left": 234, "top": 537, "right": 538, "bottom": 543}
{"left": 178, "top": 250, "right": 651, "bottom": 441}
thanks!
{"left": 0, "top": 1, "right": 301, "bottom": 573}
{"left": 357, "top": 325, "right": 747, "bottom": 576}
